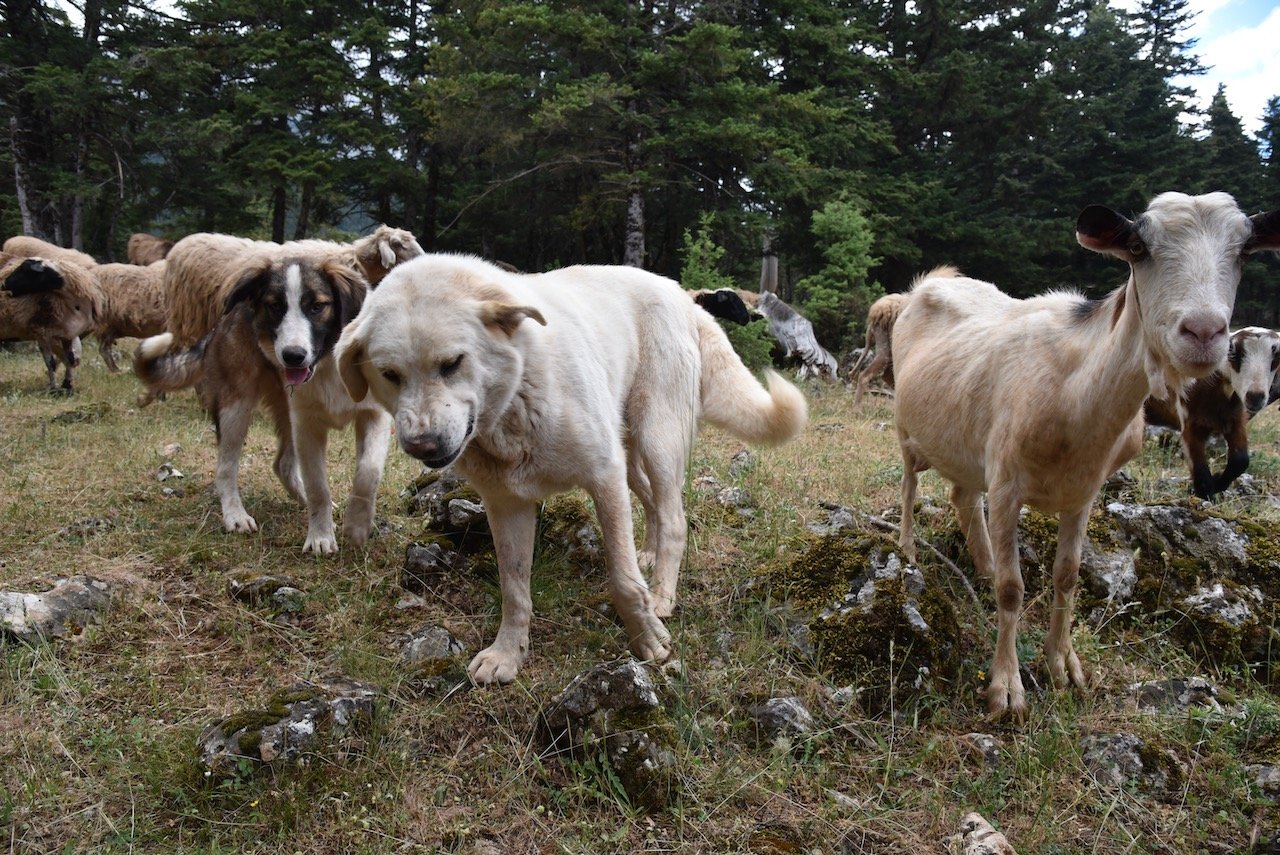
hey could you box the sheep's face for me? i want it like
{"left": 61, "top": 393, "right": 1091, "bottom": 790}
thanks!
{"left": 1225, "top": 326, "right": 1280, "bottom": 416}
{"left": 1077, "top": 192, "right": 1280, "bottom": 381}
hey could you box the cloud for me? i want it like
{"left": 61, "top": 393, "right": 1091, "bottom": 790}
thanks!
{"left": 1189, "top": 5, "right": 1280, "bottom": 131}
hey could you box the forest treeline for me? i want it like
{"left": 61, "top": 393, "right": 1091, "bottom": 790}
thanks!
{"left": 3, "top": 0, "right": 1279, "bottom": 352}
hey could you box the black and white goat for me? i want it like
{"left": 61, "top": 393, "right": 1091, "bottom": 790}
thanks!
{"left": 1144, "top": 326, "right": 1280, "bottom": 498}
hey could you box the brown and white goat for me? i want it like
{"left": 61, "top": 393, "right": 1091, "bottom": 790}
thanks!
{"left": 0, "top": 253, "right": 103, "bottom": 392}
{"left": 893, "top": 192, "right": 1280, "bottom": 722}
{"left": 1144, "top": 326, "right": 1280, "bottom": 499}
{"left": 853, "top": 292, "right": 911, "bottom": 405}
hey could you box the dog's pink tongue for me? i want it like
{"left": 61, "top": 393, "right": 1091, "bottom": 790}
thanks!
{"left": 284, "top": 367, "right": 312, "bottom": 386}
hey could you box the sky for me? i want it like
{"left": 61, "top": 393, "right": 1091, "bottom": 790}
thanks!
{"left": 1139, "top": 0, "right": 1280, "bottom": 136}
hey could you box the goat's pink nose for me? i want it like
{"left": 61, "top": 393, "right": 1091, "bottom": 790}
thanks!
{"left": 1178, "top": 313, "right": 1227, "bottom": 348}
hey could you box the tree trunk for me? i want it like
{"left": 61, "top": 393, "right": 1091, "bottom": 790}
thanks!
{"left": 622, "top": 100, "right": 644, "bottom": 268}
{"left": 759, "top": 232, "right": 778, "bottom": 294}
{"left": 294, "top": 180, "right": 313, "bottom": 239}
{"left": 271, "top": 184, "right": 287, "bottom": 242}
{"left": 10, "top": 117, "right": 37, "bottom": 236}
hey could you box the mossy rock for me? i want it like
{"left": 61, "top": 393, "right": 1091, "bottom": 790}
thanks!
{"left": 536, "top": 494, "right": 602, "bottom": 574}
{"left": 765, "top": 529, "right": 965, "bottom": 716}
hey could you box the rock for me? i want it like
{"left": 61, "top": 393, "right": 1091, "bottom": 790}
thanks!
{"left": 197, "top": 676, "right": 380, "bottom": 777}
{"left": 539, "top": 661, "right": 678, "bottom": 811}
{"left": 0, "top": 575, "right": 113, "bottom": 643}
{"left": 50, "top": 401, "right": 109, "bottom": 423}
{"left": 958, "top": 733, "right": 1002, "bottom": 768}
{"left": 952, "top": 813, "right": 1017, "bottom": 855}
{"left": 1182, "top": 582, "right": 1264, "bottom": 628}
{"left": 271, "top": 587, "right": 306, "bottom": 616}
{"left": 402, "top": 540, "right": 469, "bottom": 592}
{"left": 226, "top": 572, "right": 299, "bottom": 603}
{"left": 807, "top": 502, "right": 858, "bottom": 537}
{"left": 1079, "top": 732, "right": 1184, "bottom": 797}
{"left": 748, "top": 696, "right": 814, "bottom": 743}
{"left": 1130, "top": 677, "right": 1222, "bottom": 714}
{"left": 401, "top": 470, "right": 492, "bottom": 551}
{"left": 767, "top": 533, "right": 961, "bottom": 715}
{"left": 162, "top": 442, "right": 183, "bottom": 457}
{"left": 1254, "top": 828, "right": 1280, "bottom": 854}
{"left": 401, "top": 625, "right": 468, "bottom": 695}
{"left": 1104, "top": 502, "right": 1248, "bottom": 569}
{"left": 715, "top": 486, "right": 752, "bottom": 509}
{"left": 728, "top": 448, "right": 755, "bottom": 477}
{"left": 1079, "top": 540, "right": 1137, "bottom": 602}
{"left": 448, "top": 498, "right": 486, "bottom": 527}
{"left": 692, "top": 474, "right": 722, "bottom": 495}
{"left": 156, "top": 461, "right": 184, "bottom": 481}
{"left": 56, "top": 517, "right": 113, "bottom": 540}
{"left": 1246, "top": 764, "right": 1280, "bottom": 802}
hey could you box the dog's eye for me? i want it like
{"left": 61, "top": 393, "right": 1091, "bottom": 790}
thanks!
{"left": 381, "top": 369, "right": 402, "bottom": 386}
{"left": 308, "top": 301, "right": 329, "bottom": 316}
{"left": 441, "top": 355, "right": 464, "bottom": 377}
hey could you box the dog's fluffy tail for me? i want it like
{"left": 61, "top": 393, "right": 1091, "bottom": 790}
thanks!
{"left": 133, "top": 332, "right": 207, "bottom": 400}
{"left": 696, "top": 312, "right": 807, "bottom": 444}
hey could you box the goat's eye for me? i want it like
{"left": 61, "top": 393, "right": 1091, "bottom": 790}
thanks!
{"left": 381, "top": 369, "right": 402, "bottom": 386}
{"left": 441, "top": 355, "right": 464, "bottom": 377}
{"left": 1127, "top": 239, "right": 1147, "bottom": 258}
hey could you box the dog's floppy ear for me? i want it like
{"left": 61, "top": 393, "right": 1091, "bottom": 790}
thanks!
{"left": 223, "top": 257, "right": 274, "bottom": 314}
{"left": 321, "top": 259, "right": 369, "bottom": 328}
{"left": 479, "top": 301, "right": 546, "bottom": 336}
{"left": 336, "top": 321, "right": 370, "bottom": 402}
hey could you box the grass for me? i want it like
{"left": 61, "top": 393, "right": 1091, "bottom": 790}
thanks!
{"left": 1, "top": 344, "right": 1278, "bottom": 853}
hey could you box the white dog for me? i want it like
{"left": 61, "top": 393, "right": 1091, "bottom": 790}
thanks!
{"left": 335, "top": 254, "right": 807, "bottom": 683}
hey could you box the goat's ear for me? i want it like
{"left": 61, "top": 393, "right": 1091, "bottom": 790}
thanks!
{"left": 377, "top": 237, "right": 398, "bottom": 270}
{"left": 1245, "top": 210, "right": 1280, "bottom": 254}
{"left": 336, "top": 324, "right": 369, "bottom": 402}
{"left": 1077, "top": 205, "right": 1146, "bottom": 262}
{"left": 478, "top": 301, "right": 547, "bottom": 336}
{"left": 223, "top": 258, "right": 273, "bottom": 314}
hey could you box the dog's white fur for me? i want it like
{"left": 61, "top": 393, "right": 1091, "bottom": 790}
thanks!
{"left": 336, "top": 254, "right": 807, "bottom": 683}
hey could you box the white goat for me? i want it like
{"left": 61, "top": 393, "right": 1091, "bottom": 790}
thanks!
{"left": 1144, "top": 326, "right": 1280, "bottom": 498}
{"left": 893, "top": 192, "right": 1280, "bottom": 722}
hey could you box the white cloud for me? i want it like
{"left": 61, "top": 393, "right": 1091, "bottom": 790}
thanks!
{"left": 1187, "top": 5, "right": 1280, "bottom": 132}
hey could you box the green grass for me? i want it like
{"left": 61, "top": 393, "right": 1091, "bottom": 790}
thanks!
{"left": 1, "top": 344, "right": 1278, "bottom": 853}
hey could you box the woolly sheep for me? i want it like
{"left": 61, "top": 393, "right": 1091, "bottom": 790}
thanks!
{"left": 126, "top": 233, "right": 174, "bottom": 265}
{"left": 0, "top": 252, "right": 103, "bottom": 391}
{"left": 3, "top": 235, "right": 99, "bottom": 270}
{"left": 93, "top": 261, "right": 168, "bottom": 372}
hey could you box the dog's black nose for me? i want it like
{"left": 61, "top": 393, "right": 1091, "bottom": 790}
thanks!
{"left": 1246, "top": 391, "right": 1266, "bottom": 414}
{"left": 281, "top": 347, "right": 307, "bottom": 367}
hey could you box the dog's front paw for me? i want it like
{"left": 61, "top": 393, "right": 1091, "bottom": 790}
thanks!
{"left": 342, "top": 517, "right": 373, "bottom": 547}
{"left": 224, "top": 511, "right": 258, "bottom": 534}
{"left": 468, "top": 646, "right": 524, "bottom": 685}
{"left": 303, "top": 530, "right": 338, "bottom": 554}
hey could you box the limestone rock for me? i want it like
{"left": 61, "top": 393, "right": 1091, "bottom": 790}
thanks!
{"left": 226, "top": 572, "right": 299, "bottom": 603}
{"left": 1247, "top": 764, "right": 1280, "bottom": 802}
{"left": 0, "top": 575, "right": 113, "bottom": 643}
{"left": 197, "top": 676, "right": 380, "bottom": 777}
{"left": 952, "top": 813, "right": 1017, "bottom": 855}
{"left": 539, "top": 661, "right": 677, "bottom": 811}
{"left": 1079, "top": 731, "right": 1184, "bottom": 797}
{"left": 958, "top": 733, "right": 1002, "bottom": 768}
{"left": 748, "top": 696, "right": 815, "bottom": 743}
{"left": 402, "top": 541, "right": 469, "bottom": 592}
{"left": 1130, "top": 677, "right": 1222, "bottom": 714}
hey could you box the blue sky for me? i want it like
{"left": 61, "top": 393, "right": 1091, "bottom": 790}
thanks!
{"left": 1157, "top": 0, "right": 1280, "bottom": 135}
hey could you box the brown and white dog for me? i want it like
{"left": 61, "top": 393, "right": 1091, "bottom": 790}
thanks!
{"left": 135, "top": 256, "right": 391, "bottom": 552}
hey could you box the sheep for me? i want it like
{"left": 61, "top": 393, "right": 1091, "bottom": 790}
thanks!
{"left": 163, "top": 225, "right": 425, "bottom": 347}
{"left": 852, "top": 292, "right": 910, "bottom": 405}
{"left": 126, "top": 233, "right": 173, "bottom": 265}
{"left": 1143, "top": 326, "right": 1280, "bottom": 499}
{"left": 93, "top": 261, "right": 168, "bottom": 372}
{"left": 690, "top": 288, "right": 753, "bottom": 325}
{"left": 3, "top": 235, "right": 99, "bottom": 270}
{"left": 0, "top": 252, "right": 103, "bottom": 392}
{"left": 892, "top": 192, "right": 1280, "bottom": 722}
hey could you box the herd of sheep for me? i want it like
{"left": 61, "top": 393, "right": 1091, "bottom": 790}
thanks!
{"left": 2, "top": 190, "right": 1280, "bottom": 721}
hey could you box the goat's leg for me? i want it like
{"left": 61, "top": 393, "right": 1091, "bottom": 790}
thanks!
{"left": 1045, "top": 507, "right": 1089, "bottom": 691}
{"left": 1181, "top": 425, "right": 1216, "bottom": 499}
{"left": 984, "top": 482, "right": 1027, "bottom": 723}
{"left": 950, "top": 484, "right": 993, "bottom": 580}
{"left": 898, "top": 448, "right": 921, "bottom": 564}
{"left": 1214, "top": 416, "right": 1250, "bottom": 494}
